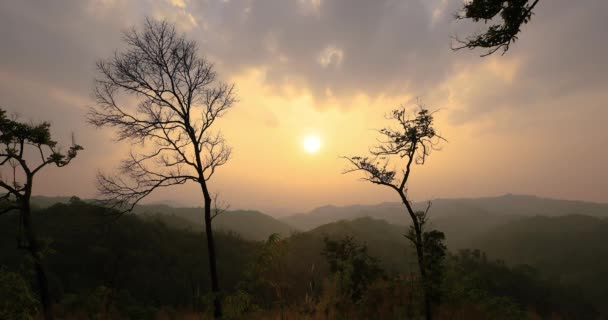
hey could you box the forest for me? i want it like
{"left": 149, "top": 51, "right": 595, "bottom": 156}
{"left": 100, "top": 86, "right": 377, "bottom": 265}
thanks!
{"left": 2, "top": 0, "right": 607, "bottom": 319}
{"left": 1, "top": 196, "right": 606, "bottom": 319}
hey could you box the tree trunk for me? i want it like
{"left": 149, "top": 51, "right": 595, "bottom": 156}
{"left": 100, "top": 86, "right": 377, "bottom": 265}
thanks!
{"left": 414, "top": 237, "right": 432, "bottom": 320}
{"left": 21, "top": 197, "right": 54, "bottom": 320}
{"left": 202, "top": 188, "right": 222, "bottom": 319}
{"left": 401, "top": 192, "right": 432, "bottom": 320}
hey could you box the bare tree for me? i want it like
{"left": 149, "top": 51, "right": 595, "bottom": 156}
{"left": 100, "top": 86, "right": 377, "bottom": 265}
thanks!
{"left": 343, "top": 106, "right": 445, "bottom": 320}
{"left": 211, "top": 193, "right": 230, "bottom": 221}
{"left": 0, "top": 109, "right": 82, "bottom": 320}
{"left": 453, "top": 0, "right": 541, "bottom": 56}
{"left": 87, "top": 19, "right": 236, "bottom": 318}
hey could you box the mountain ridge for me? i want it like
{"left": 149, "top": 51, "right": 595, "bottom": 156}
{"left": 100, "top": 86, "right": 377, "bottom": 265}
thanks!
{"left": 282, "top": 193, "right": 608, "bottom": 231}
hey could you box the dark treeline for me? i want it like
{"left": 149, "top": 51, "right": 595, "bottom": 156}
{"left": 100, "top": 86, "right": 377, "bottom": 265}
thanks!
{"left": 0, "top": 198, "right": 254, "bottom": 319}
{"left": 0, "top": 199, "right": 601, "bottom": 319}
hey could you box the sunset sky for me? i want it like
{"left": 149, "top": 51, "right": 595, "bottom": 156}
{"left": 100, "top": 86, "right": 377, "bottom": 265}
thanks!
{"left": 1, "top": 0, "right": 607, "bottom": 215}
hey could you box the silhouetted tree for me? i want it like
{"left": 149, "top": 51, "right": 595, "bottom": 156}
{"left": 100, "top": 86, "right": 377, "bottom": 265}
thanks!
{"left": 453, "top": 0, "right": 541, "bottom": 56}
{"left": 343, "top": 106, "right": 445, "bottom": 320}
{"left": 248, "top": 233, "right": 289, "bottom": 318}
{"left": 0, "top": 268, "right": 39, "bottom": 319}
{"left": 87, "top": 19, "right": 236, "bottom": 318}
{"left": 322, "top": 236, "right": 383, "bottom": 303}
{"left": 412, "top": 209, "right": 446, "bottom": 307}
{"left": 0, "top": 109, "right": 82, "bottom": 320}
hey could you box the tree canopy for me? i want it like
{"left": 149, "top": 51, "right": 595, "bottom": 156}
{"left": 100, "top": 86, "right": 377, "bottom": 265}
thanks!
{"left": 454, "top": 0, "right": 541, "bottom": 56}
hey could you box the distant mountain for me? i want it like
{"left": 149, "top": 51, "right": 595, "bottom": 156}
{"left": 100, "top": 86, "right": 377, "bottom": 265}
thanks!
{"left": 284, "top": 203, "right": 405, "bottom": 230}
{"left": 282, "top": 194, "right": 608, "bottom": 230}
{"left": 29, "top": 194, "right": 608, "bottom": 246}
{"left": 284, "top": 213, "right": 608, "bottom": 314}
{"left": 31, "top": 195, "right": 81, "bottom": 208}
{"left": 474, "top": 214, "right": 608, "bottom": 266}
{"left": 135, "top": 205, "right": 297, "bottom": 241}
{"left": 472, "top": 214, "right": 608, "bottom": 314}
{"left": 434, "top": 194, "right": 608, "bottom": 217}
{"left": 30, "top": 196, "right": 297, "bottom": 241}
{"left": 278, "top": 217, "right": 415, "bottom": 292}
{"left": 290, "top": 217, "right": 414, "bottom": 274}
{"left": 281, "top": 194, "right": 608, "bottom": 249}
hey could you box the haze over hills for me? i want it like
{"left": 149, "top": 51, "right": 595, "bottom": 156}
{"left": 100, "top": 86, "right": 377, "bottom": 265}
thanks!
{"left": 287, "top": 218, "right": 414, "bottom": 275}
{"left": 280, "top": 194, "right": 608, "bottom": 249}
{"left": 3, "top": 200, "right": 606, "bottom": 317}
{"left": 13, "top": 194, "right": 608, "bottom": 317}
{"left": 283, "top": 194, "right": 608, "bottom": 230}
{"left": 29, "top": 194, "right": 608, "bottom": 248}
{"left": 282, "top": 213, "right": 608, "bottom": 315}
{"left": 29, "top": 196, "right": 296, "bottom": 241}
{"left": 134, "top": 204, "right": 297, "bottom": 241}
{"left": 473, "top": 214, "right": 608, "bottom": 314}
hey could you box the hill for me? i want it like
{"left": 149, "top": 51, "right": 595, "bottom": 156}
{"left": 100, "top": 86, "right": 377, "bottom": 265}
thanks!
{"left": 29, "top": 196, "right": 296, "bottom": 241}
{"left": 0, "top": 200, "right": 259, "bottom": 318}
{"left": 135, "top": 205, "right": 296, "bottom": 241}
{"left": 282, "top": 194, "right": 608, "bottom": 249}
{"left": 472, "top": 214, "right": 608, "bottom": 314}
{"left": 1, "top": 201, "right": 601, "bottom": 318}
{"left": 283, "top": 194, "right": 608, "bottom": 231}
{"left": 286, "top": 217, "right": 414, "bottom": 277}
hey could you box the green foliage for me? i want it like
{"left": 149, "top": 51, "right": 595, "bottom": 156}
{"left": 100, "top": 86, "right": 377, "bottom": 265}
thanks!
{"left": 0, "top": 269, "right": 38, "bottom": 320}
{"left": 0, "top": 109, "right": 52, "bottom": 146}
{"left": 240, "top": 233, "right": 290, "bottom": 311}
{"left": 322, "top": 236, "right": 384, "bottom": 302}
{"left": 345, "top": 107, "right": 444, "bottom": 187}
{"left": 0, "top": 201, "right": 604, "bottom": 318}
{"left": 456, "top": 0, "right": 540, "bottom": 56}
{"left": 223, "top": 290, "right": 259, "bottom": 319}
{"left": 0, "top": 109, "right": 82, "bottom": 168}
{"left": 422, "top": 230, "right": 447, "bottom": 305}
{"left": 378, "top": 108, "right": 443, "bottom": 165}
{"left": 0, "top": 200, "right": 258, "bottom": 316}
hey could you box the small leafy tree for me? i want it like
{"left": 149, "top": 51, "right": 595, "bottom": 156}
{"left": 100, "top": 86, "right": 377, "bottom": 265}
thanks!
{"left": 322, "top": 236, "right": 383, "bottom": 303}
{"left": 453, "top": 0, "right": 541, "bottom": 56}
{"left": 0, "top": 269, "right": 39, "bottom": 320}
{"left": 343, "top": 105, "right": 445, "bottom": 320}
{"left": 0, "top": 109, "right": 82, "bottom": 320}
{"left": 87, "top": 19, "right": 236, "bottom": 318}
{"left": 245, "top": 233, "right": 289, "bottom": 317}
{"left": 420, "top": 229, "right": 447, "bottom": 307}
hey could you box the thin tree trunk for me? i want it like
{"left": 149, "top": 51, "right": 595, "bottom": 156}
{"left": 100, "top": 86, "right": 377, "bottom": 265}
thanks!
{"left": 21, "top": 196, "right": 53, "bottom": 320}
{"left": 414, "top": 238, "right": 432, "bottom": 320}
{"left": 400, "top": 192, "right": 432, "bottom": 320}
{"left": 202, "top": 188, "right": 222, "bottom": 319}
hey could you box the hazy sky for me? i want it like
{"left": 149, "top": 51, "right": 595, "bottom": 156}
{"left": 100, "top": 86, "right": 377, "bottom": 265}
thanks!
{"left": 1, "top": 0, "right": 607, "bottom": 215}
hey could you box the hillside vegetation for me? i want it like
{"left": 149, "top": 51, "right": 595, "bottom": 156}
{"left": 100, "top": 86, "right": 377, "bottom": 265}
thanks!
{"left": 1, "top": 198, "right": 606, "bottom": 318}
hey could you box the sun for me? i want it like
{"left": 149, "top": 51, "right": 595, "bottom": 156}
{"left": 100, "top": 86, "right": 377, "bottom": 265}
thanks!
{"left": 303, "top": 135, "right": 321, "bottom": 153}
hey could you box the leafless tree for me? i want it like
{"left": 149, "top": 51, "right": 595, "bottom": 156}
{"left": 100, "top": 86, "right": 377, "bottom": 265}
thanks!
{"left": 211, "top": 193, "right": 230, "bottom": 221}
{"left": 87, "top": 18, "right": 236, "bottom": 318}
{"left": 343, "top": 105, "right": 445, "bottom": 320}
{"left": 0, "top": 109, "right": 82, "bottom": 320}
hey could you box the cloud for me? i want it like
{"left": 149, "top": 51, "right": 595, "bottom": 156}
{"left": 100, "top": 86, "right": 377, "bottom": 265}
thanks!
{"left": 190, "top": 0, "right": 463, "bottom": 105}
{"left": 1, "top": 0, "right": 607, "bottom": 208}
{"left": 317, "top": 45, "right": 344, "bottom": 68}
{"left": 4, "top": 0, "right": 605, "bottom": 118}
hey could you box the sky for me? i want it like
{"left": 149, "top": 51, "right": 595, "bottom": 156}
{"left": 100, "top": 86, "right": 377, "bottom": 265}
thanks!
{"left": 1, "top": 0, "right": 607, "bottom": 215}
